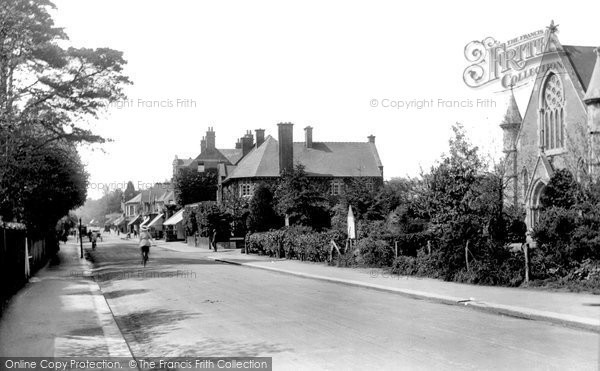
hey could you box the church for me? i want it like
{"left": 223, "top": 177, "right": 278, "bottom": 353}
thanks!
{"left": 500, "top": 25, "right": 600, "bottom": 236}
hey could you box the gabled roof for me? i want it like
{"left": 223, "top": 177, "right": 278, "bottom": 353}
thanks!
{"left": 583, "top": 48, "right": 600, "bottom": 103}
{"left": 195, "top": 148, "right": 234, "bottom": 164}
{"left": 225, "top": 135, "right": 383, "bottom": 181}
{"left": 563, "top": 45, "right": 597, "bottom": 92}
{"left": 124, "top": 193, "right": 142, "bottom": 204}
{"left": 140, "top": 184, "right": 173, "bottom": 203}
{"left": 157, "top": 190, "right": 175, "bottom": 203}
{"left": 219, "top": 149, "right": 244, "bottom": 164}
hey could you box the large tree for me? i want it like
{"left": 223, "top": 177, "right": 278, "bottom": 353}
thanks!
{"left": 0, "top": 0, "right": 130, "bottom": 232}
{"left": 0, "top": 0, "right": 130, "bottom": 224}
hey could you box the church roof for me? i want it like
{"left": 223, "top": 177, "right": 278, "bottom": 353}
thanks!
{"left": 583, "top": 48, "right": 600, "bottom": 103}
{"left": 563, "top": 45, "right": 598, "bottom": 91}
{"left": 224, "top": 135, "right": 383, "bottom": 181}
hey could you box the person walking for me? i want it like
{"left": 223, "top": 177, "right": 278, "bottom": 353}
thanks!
{"left": 211, "top": 228, "right": 218, "bottom": 252}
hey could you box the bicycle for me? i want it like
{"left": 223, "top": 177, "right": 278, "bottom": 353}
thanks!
{"left": 141, "top": 248, "right": 149, "bottom": 266}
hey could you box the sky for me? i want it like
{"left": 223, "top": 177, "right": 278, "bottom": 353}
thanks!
{"left": 49, "top": 0, "right": 600, "bottom": 199}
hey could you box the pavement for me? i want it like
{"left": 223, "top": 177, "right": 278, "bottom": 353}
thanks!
{"left": 0, "top": 236, "right": 135, "bottom": 365}
{"left": 155, "top": 239, "right": 600, "bottom": 333}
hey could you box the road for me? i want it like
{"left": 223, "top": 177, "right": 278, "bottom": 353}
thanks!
{"left": 88, "top": 238, "right": 598, "bottom": 370}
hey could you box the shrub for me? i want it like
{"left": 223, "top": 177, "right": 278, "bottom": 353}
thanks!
{"left": 355, "top": 237, "right": 394, "bottom": 267}
{"left": 391, "top": 249, "right": 445, "bottom": 278}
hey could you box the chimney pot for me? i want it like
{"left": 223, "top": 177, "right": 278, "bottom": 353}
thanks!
{"left": 206, "top": 128, "right": 216, "bottom": 150}
{"left": 278, "top": 123, "right": 294, "bottom": 174}
{"left": 255, "top": 129, "right": 265, "bottom": 147}
{"left": 304, "top": 126, "right": 313, "bottom": 148}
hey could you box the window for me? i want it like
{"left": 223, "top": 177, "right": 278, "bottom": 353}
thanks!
{"left": 240, "top": 183, "right": 252, "bottom": 197}
{"left": 540, "top": 73, "right": 565, "bottom": 151}
{"left": 330, "top": 180, "right": 342, "bottom": 196}
{"left": 366, "top": 180, "right": 374, "bottom": 192}
{"left": 198, "top": 164, "right": 205, "bottom": 172}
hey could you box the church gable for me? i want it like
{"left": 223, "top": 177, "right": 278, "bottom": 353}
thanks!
{"left": 516, "top": 32, "right": 591, "bottom": 206}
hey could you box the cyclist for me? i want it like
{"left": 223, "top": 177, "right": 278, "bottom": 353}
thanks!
{"left": 139, "top": 226, "right": 153, "bottom": 266}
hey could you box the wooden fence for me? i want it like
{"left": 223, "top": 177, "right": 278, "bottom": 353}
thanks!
{"left": 0, "top": 223, "right": 50, "bottom": 314}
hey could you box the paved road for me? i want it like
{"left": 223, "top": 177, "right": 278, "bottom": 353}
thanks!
{"left": 89, "top": 239, "right": 599, "bottom": 370}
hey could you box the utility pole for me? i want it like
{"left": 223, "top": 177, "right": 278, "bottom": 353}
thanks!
{"left": 79, "top": 218, "right": 83, "bottom": 258}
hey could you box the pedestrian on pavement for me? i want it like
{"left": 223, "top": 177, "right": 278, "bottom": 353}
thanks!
{"left": 211, "top": 228, "right": 217, "bottom": 252}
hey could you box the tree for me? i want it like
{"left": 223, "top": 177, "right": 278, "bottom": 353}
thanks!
{"left": 0, "top": 0, "right": 130, "bottom": 234}
{"left": 6, "top": 142, "right": 88, "bottom": 238}
{"left": 56, "top": 211, "right": 78, "bottom": 242}
{"left": 540, "top": 169, "right": 581, "bottom": 209}
{"left": 339, "top": 178, "right": 382, "bottom": 221}
{"left": 247, "top": 183, "right": 280, "bottom": 232}
{"left": 417, "top": 123, "right": 498, "bottom": 278}
{"left": 123, "top": 181, "right": 138, "bottom": 203}
{"left": 0, "top": 0, "right": 131, "bottom": 145}
{"left": 173, "top": 168, "right": 218, "bottom": 206}
{"left": 274, "top": 164, "right": 330, "bottom": 230}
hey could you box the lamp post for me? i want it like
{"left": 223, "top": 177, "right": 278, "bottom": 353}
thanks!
{"left": 79, "top": 218, "right": 83, "bottom": 258}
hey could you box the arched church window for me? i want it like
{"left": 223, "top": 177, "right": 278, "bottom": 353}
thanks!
{"left": 541, "top": 73, "right": 565, "bottom": 150}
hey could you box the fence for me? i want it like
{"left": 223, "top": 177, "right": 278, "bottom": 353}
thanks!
{"left": 0, "top": 223, "right": 51, "bottom": 314}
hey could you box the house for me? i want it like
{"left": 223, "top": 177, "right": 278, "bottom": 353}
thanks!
{"left": 221, "top": 123, "right": 384, "bottom": 200}
{"left": 172, "top": 127, "right": 244, "bottom": 177}
{"left": 499, "top": 25, "right": 600, "bottom": 233}
{"left": 122, "top": 183, "right": 174, "bottom": 235}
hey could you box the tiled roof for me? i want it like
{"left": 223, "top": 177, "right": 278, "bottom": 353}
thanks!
{"left": 225, "top": 135, "right": 383, "bottom": 181}
{"left": 563, "top": 45, "right": 598, "bottom": 91}
{"left": 195, "top": 148, "right": 233, "bottom": 164}
{"left": 124, "top": 193, "right": 142, "bottom": 204}
{"left": 140, "top": 183, "right": 173, "bottom": 202}
{"left": 219, "top": 149, "right": 244, "bottom": 164}
{"left": 157, "top": 190, "right": 175, "bottom": 203}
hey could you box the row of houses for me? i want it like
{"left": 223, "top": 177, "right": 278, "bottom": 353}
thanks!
{"left": 111, "top": 123, "right": 384, "bottom": 242}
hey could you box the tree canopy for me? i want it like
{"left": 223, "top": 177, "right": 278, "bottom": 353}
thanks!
{"left": 173, "top": 168, "right": 218, "bottom": 206}
{"left": 0, "top": 0, "right": 131, "bottom": 234}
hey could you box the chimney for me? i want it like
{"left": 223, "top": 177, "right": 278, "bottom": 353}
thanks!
{"left": 255, "top": 129, "right": 265, "bottom": 147}
{"left": 304, "top": 126, "right": 313, "bottom": 148}
{"left": 235, "top": 139, "right": 241, "bottom": 149}
{"left": 206, "top": 127, "right": 216, "bottom": 150}
{"left": 368, "top": 135, "right": 375, "bottom": 143}
{"left": 241, "top": 131, "right": 254, "bottom": 157}
{"left": 200, "top": 136, "right": 206, "bottom": 153}
{"left": 278, "top": 123, "right": 294, "bottom": 174}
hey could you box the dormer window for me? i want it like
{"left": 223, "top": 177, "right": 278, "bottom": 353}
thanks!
{"left": 540, "top": 73, "right": 565, "bottom": 151}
